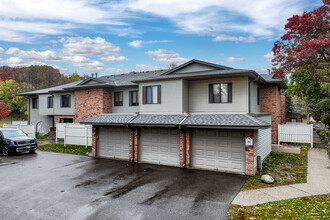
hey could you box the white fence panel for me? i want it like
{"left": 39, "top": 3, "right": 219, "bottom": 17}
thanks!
{"left": 3, "top": 124, "right": 36, "bottom": 138}
{"left": 278, "top": 123, "right": 313, "bottom": 147}
{"left": 12, "top": 121, "right": 28, "bottom": 125}
{"left": 56, "top": 123, "right": 92, "bottom": 147}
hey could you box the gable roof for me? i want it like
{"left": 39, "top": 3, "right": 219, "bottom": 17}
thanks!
{"left": 161, "top": 59, "right": 232, "bottom": 75}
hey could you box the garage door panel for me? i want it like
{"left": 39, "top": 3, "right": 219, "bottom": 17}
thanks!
{"left": 139, "top": 128, "right": 180, "bottom": 167}
{"left": 192, "top": 129, "right": 245, "bottom": 174}
{"left": 97, "top": 127, "right": 130, "bottom": 160}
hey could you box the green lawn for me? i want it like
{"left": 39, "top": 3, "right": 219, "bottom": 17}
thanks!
{"left": 242, "top": 150, "right": 308, "bottom": 191}
{"left": 37, "top": 144, "right": 91, "bottom": 155}
{"left": 228, "top": 194, "right": 330, "bottom": 219}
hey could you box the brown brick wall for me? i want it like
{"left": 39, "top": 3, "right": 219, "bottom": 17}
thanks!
{"left": 260, "top": 85, "right": 283, "bottom": 143}
{"left": 54, "top": 115, "right": 75, "bottom": 127}
{"left": 280, "top": 94, "right": 286, "bottom": 124}
{"left": 185, "top": 129, "right": 191, "bottom": 168}
{"left": 92, "top": 125, "right": 97, "bottom": 157}
{"left": 134, "top": 128, "right": 138, "bottom": 162}
{"left": 180, "top": 130, "right": 185, "bottom": 168}
{"left": 245, "top": 130, "right": 254, "bottom": 176}
{"left": 74, "top": 88, "right": 112, "bottom": 123}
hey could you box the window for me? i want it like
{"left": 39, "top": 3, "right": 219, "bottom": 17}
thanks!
{"left": 60, "top": 95, "right": 71, "bottom": 108}
{"left": 209, "top": 83, "right": 232, "bottom": 103}
{"left": 32, "top": 98, "right": 38, "bottom": 109}
{"left": 60, "top": 118, "right": 73, "bottom": 123}
{"left": 142, "top": 85, "right": 161, "bottom": 104}
{"left": 47, "top": 96, "right": 53, "bottom": 108}
{"left": 114, "top": 91, "right": 123, "bottom": 106}
{"left": 129, "top": 91, "right": 139, "bottom": 106}
{"left": 257, "top": 87, "right": 260, "bottom": 105}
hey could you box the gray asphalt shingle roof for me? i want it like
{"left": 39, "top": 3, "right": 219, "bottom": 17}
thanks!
{"left": 81, "top": 113, "right": 270, "bottom": 128}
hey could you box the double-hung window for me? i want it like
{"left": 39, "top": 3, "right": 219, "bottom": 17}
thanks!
{"left": 114, "top": 91, "right": 123, "bottom": 106}
{"left": 142, "top": 85, "right": 161, "bottom": 104}
{"left": 209, "top": 83, "right": 232, "bottom": 103}
{"left": 129, "top": 91, "right": 139, "bottom": 106}
{"left": 60, "top": 95, "right": 71, "bottom": 108}
{"left": 47, "top": 96, "right": 53, "bottom": 108}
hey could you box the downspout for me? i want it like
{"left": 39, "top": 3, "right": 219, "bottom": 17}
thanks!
{"left": 28, "top": 97, "right": 31, "bottom": 124}
{"left": 249, "top": 76, "right": 260, "bottom": 114}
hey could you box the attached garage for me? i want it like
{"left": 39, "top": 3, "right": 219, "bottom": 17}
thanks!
{"left": 191, "top": 129, "right": 245, "bottom": 174}
{"left": 139, "top": 127, "right": 180, "bottom": 166}
{"left": 97, "top": 126, "right": 130, "bottom": 160}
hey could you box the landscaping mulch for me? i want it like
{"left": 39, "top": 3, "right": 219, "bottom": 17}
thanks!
{"left": 241, "top": 150, "right": 308, "bottom": 191}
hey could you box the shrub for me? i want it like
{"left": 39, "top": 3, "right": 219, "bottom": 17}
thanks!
{"left": 301, "top": 145, "right": 309, "bottom": 151}
{"left": 320, "top": 114, "right": 330, "bottom": 128}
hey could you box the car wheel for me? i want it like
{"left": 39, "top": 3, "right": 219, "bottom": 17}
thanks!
{"left": 2, "top": 145, "right": 10, "bottom": 156}
{"left": 29, "top": 150, "right": 36, "bottom": 154}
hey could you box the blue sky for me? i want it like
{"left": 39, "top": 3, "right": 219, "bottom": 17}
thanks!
{"left": 0, "top": 0, "right": 321, "bottom": 76}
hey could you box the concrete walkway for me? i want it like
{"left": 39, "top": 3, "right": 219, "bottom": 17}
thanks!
{"left": 232, "top": 148, "right": 330, "bottom": 206}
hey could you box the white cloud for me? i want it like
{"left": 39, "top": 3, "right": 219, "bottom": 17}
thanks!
{"left": 145, "top": 49, "right": 188, "bottom": 64}
{"left": 101, "top": 56, "right": 128, "bottom": 62}
{"left": 128, "top": 40, "right": 172, "bottom": 48}
{"left": 136, "top": 64, "right": 160, "bottom": 70}
{"left": 62, "top": 56, "right": 104, "bottom": 71}
{"left": 264, "top": 51, "right": 274, "bottom": 61}
{"left": 6, "top": 47, "right": 59, "bottom": 60}
{"left": 5, "top": 57, "right": 24, "bottom": 64}
{"left": 211, "top": 34, "right": 256, "bottom": 43}
{"left": 0, "top": 47, "right": 4, "bottom": 53}
{"left": 60, "top": 36, "right": 120, "bottom": 57}
{"left": 226, "top": 57, "right": 245, "bottom": 63}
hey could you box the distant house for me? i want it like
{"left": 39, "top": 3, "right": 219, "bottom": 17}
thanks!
{"left": 20, "top": 59, "right": 286, "bottom": 175}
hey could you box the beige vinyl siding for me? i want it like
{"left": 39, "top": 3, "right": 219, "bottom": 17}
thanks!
{"left": 174, "top": 63, "right": 217, "bottom": 74}
{"left": 112, "top": 87, "right": 140, "bottom": 113}
{"left": 253, "top": 114, "right": 272, "bottom": 173}
{"left": 250, "top": 81, "right": 260, "bottom": 113}
{"left": 53, "top": 92, "right": 75, "bottom": 115}
{"left": 182, "top": 80, "right": 189, "bottom": 113}
{"left": 28, "top": 97, "right": 53, "bottom": 132}
{"left": 139, "top": 80, "right": 185, "bottom": 114}
{"left": 188, "top": 77, "right": 249, "bottom": 113}
{"left": 38, "top": 94, "right": 54, "bottom": 116}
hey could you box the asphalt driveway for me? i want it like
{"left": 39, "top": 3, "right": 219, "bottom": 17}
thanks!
{"left": 0, "top": 151, "right": 248, "bottom": 220}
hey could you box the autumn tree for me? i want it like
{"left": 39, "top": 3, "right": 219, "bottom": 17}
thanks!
{"left": 0, "top": 101, "right": 11, "bottom": 120}
{"left": 272, "top": 0, "right": 330, "bottom": 112}
{"left": 0, "top": 80, "right": 34, "bottom": 115}
{"left": 70, "top": 72, "right": 81, "bottom": 81}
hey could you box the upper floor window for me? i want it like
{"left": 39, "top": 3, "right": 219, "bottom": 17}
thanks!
{"left": 47, "top": 96, "right": 53, "bottom": 108}
{"left": 209, "top": 83, "right": 232, "bottom": 103}
{"left": 143, "top": 85, "right": 161, "bottom": 104}
{"left": 257, "top": 87, "right": 260, "bottom": 105}
{"left": 60, "top": 95, "right": 71, "bottom": 108}
{"left": 129, "top": 91, "right": 139, "bottom": 106}
{"left": 32, "top": 98, "right": 38, "bottom": 109}
{"left": 114, "top": 91, "right": 123, "bottom": 106}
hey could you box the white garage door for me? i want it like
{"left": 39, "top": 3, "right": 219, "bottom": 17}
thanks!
{"left": 97, "top": 126, "right": 130, "bottom": 160}
{"left": 139, "top": 127, "right": 180, "bottom": 166}
{"left": 191, "top": 129, "right": 245, "bottom": 174}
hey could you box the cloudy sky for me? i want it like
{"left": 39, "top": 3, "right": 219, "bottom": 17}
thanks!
{"left": 0, "top": 0, "right": 321, "bottom": 76}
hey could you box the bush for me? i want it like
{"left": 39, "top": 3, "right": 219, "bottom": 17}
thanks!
{"left": 301, "top": 145, "right": 309, "bottom": 151}
{"left": 321, "top": 114, "right": 330, "bottom": 128}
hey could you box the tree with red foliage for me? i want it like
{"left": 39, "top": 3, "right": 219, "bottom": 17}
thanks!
{"left": 0, "top": 101, "right": 11, "bottom": 120}
{"left": 272, "top": 0, "right": 330, "bottom": 111}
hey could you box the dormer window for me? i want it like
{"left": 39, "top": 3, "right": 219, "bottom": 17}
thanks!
{"left": 209, "top": 83, "right": 232, "bottom": 103}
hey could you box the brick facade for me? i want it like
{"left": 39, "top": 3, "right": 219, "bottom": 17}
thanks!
{"left": 129, "top": 129, "right": 134, "bottom": 162}
{"left": 185, "top": 129, "right": 191, "bottom": 168}
{"left": 260, "top": 85, "right": 284, "bottom": 143}
{"left": 134, "top": 128, "right": 139, "bottom": 162}
{"left": 54, "top": 115, "right": 75, "bottom": 127}
{"left": 280, "top": 94, "right": 286, "bottom": 124}
{"left": 244, "top": 130, "right": 254, "bottom": 176}
{"left": 91, "top": 125, "right": 97, "bottom": 157}
{"left": 74, "top": 88, "right": 112, "bottom": 123}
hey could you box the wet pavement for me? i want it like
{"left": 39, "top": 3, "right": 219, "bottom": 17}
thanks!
{"left": 0, "top": 151, "right": 248, "bottom": 220}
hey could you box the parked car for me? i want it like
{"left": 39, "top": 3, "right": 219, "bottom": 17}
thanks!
{"left": 0, "top": 128, "right": 37, "bottom": 156}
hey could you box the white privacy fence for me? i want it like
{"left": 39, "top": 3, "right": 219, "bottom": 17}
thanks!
{"left": 12, "top": 121, "right": 28, "bottom": 125}
{"left": 278, "top": 123, "right": 313, "bottom": 148}
{"left": 56, "top": 123, "right": 92, "bottom": 147}
{"left": 2, "top": 124, "right": 36, "bottom": 138}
